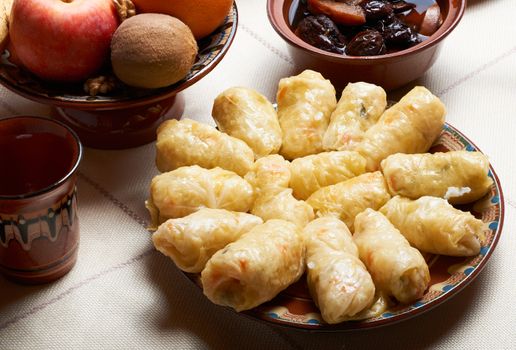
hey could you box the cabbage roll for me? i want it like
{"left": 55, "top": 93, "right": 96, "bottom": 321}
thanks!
{"left": 290, "top": 151, "right": 367, "bottom": 200}
{"left": 251, "top": 189, "right": 314, "bottom": 228}
{"left": 303, "top": 218, "right": 375, "bottom": 324}
{"left": 146, "top": 166, "right": 255, "bottom": 227}
{"left": 155, "top": 118, "right": 254, "bottom": 176}
{"left": 353, "top": 209, "right": 430, "bottom": 304}
{"left": 323, "top": 82, "right": 387, "bottom": 151}
{"left": 201, "top": 219, "right": 305, "bottom": 311}
{"left": 380, "top": 196, "right": 486, "bottom": 256}
{"left": 277, "top": 70, "right": 337, "bottom": 160}
{"left": 152, "top": 209, "right": 263, "bottom": 273}
{"left": 212, "top": 87, "right": 282, "bottom": 158}
{"left": 306, "top": 171, "right": 391, "bottom": 231}
{"left": 245, "top": 155, "right": 314, "bottom": 227}
{"left": 354, "top": 86, "right": 446, "bottom": 171}
{"left": 244, "top": 154, "right": 290, "bottom": 198}
{"left": 380, "top": 151, "right": 493, "bottom": 204}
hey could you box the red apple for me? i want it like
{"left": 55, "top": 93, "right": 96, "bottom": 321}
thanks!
{"left": 9, "top": 0, "right": 119, "bottom": 82}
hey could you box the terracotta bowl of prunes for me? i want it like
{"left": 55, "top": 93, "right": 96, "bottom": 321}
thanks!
{"left": 267, "top": 0, "right": 465, "bottom": 90}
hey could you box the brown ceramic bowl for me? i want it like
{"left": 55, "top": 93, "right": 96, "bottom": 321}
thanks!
{"left": 0, "top": 4, "right": 238, "bottom": 149}
{"left": 267, "top": 0, "right": 465, "bottom": 91}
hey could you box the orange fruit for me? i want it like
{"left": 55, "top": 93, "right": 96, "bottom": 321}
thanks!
{"left": 132, "top": 0, "right": 233, "bottom": 39}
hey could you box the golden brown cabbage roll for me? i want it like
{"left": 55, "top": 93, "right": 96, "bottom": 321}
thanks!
{"left": 380, "top": 196, "right": 486, "bottom": 256}
{"left": 303, "top": 218, "right": 375, "bottom": 324}
{"left": 290, "top": 151, "right": 367, "bottom": 200}
{"left": 244, "top": 154, "right": 290, "bottom": 198}
{"left": 353, "top": 209, "right": 430, "bottom": 304}
{"left": 306, "top": 171, "right": 391, "bottom": 231}
{"left": 152, "top": 209, "right": 263, "bottom": 273}
{"left": 354, "top": 86, "right": 446, "bottom": 171}
{"left": 146, "top": 166, "right": 255, "bottom": 227}
{"left": 380, "top": 151, "right": 493, "bottom": 204}
{"left": 277, "top": 70, "right": 337, "bottom": 160}
{"left": 201, "top": 219, "right": 305, "bottom": 311}
{"left": 251, "top": 189, "right": 314, "bottom": 228}
{"left": 211, "top": 87, "right": 282, "bottom": 158}
{"left": 323, "top": 82, "right": 387, "bottom": 151}
{"left": 155, "top": 118, "right": 254, "bottom": 176}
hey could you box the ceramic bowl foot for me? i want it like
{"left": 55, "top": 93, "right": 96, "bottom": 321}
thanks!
{"left": 52, "top": 93, "right": 185, "bottom": 149}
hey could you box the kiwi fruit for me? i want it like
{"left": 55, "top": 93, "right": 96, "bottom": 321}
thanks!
{"left": 111, "top": 13, "right": 198, "bottom": 89}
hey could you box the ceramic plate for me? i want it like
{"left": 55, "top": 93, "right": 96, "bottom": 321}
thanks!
{"left": 186, "top": 123, "right": 504, "bottom": 331}
{"left": 0, "top": 4, "right": 238, "bottom": 109}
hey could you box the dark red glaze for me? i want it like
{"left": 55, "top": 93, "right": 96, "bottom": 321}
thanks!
{"left": 0, "top": 132, "right": 74, "bottom": 196}
{"left": 267, "top": 0, "right": 465, "bottom": 91}
{"left": 0, "top": 116, "right": 82, "bottom": 284}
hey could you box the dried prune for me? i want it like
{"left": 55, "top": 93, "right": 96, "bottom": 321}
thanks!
{"left": 377, "top": 16, "right": 420, "bottom": 47}
{"left": 292, "top": 0, "right": 437, "bottom": 56}
{"left": 345, "top": 29, "right": 386, "bottom": 56}
{"left": 361, "top": 0, "right": 393, "bottom": 21}
{"left": 295, "top": 15, "right": 347, "bottom": 54}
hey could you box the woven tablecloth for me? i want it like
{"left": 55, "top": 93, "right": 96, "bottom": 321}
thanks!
{"left": 1, "top": 0, "right": 515, "bottom": 349}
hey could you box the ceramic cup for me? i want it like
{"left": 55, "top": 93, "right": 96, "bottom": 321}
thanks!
{"left": 0, "top": 116, "right": 82, "bottom": 284}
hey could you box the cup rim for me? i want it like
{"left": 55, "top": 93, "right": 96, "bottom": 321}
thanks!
{"left": 267, "top": 0, "right": 466, "bottom": 63}
{"left": 0, "top": 116, "right": 83, "bottom": 200}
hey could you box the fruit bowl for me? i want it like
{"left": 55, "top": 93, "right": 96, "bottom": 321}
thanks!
{"left": 0, "top": 3, "right": 238, "bottom": 149}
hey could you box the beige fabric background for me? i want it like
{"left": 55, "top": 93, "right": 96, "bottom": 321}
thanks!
{"left": 1, "top": 0, "right": 515, "bottom": 349}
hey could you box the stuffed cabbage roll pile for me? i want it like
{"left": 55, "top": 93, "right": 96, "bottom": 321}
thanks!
{"left": 277, "top": 70, "right": 337, "bottom": 160}
{"left": 323, "top": 82, "right": 387, "bottom": 151}
{"left": 290, "top": 151, "right": 367, "bottom": 200}
{"left": 303, "top": 218, "right": 376, "bottom": 324}
{"left": 212, "top": 87, "right": 282, "bottom": 158}
{"left": 354, "top": 209, "right": 430, "bottom": 304}
{"left": 354, "top": 86, "right": 446, "bottom": 171}
{"left": 381, "top": 151, "right": 493, "bottom": 204}
{"left": 201, "top": 219, "right": 305, "bottom": 311}
{"left": 380, "top": 196, "right": 486, "bottom": 256}
{"left": 145, "top": 74, "right": 493, "bottom": 323}
{"left": 155, "top": 118, "right": 254, "bottom": 176}
{"left": 152, "top": 209, "right": 263, "bottom": 273}
{"left": 306, "top": 171, "right": 391, "bottom": 231}
{"left": 146, "top": 165, "right": 255, "bottom": 227}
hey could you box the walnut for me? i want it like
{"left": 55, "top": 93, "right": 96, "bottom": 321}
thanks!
{"left": 84, "top": 75, "right": 117, "bottom": 96}
{"left": 113, "top": 0, "right": 136, "bottom": 22}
